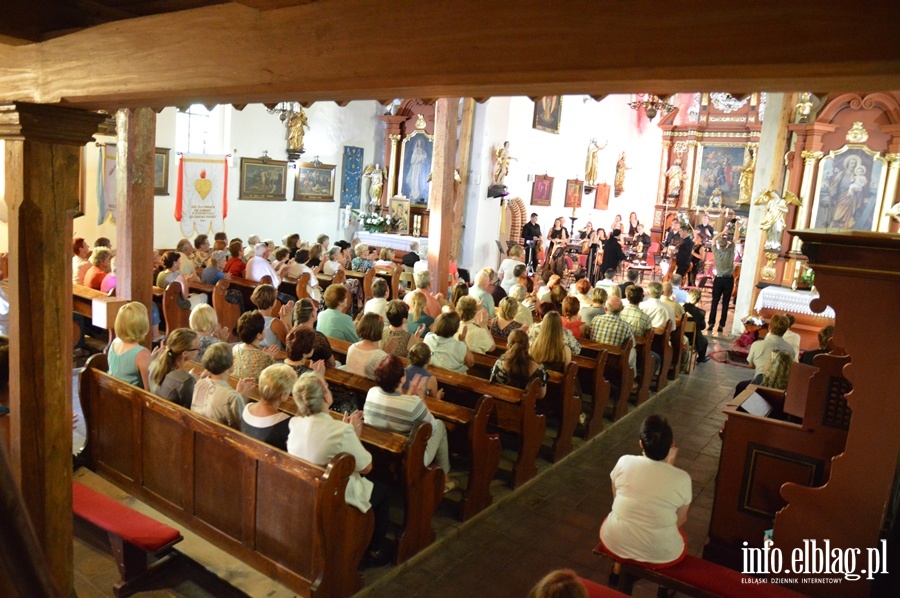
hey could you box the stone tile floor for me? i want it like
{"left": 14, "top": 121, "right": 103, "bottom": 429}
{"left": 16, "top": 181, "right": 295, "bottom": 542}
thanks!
{"left": 68, "top": 317, "right": 750, "bottom": 597}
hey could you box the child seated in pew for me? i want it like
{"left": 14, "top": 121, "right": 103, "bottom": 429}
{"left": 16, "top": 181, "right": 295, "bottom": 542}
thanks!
{"left": 489, "top": 329, "right": 547, "bottom": 399}
{"left": 148, "top": 328, "right": 200, "bottom": 408}
{"left": 241, "top": 363, "right": 297, "bottom": 451}
{"left": 288, "top": 370, "right": 392, "bottom": 566}
{"left": 343, "top": 313, "right": 388, "bottom": 379}
{"left": 381, "top": 300, "right": 425, "bottom": 358}
{"left": 364, "top": 355, "right": 456, "bottom": 492}
{"left": 402, "top": 343, "right": 440, "bottom": 399}
{"left": 192, "top": 342, "right": 256, "bottom": 430}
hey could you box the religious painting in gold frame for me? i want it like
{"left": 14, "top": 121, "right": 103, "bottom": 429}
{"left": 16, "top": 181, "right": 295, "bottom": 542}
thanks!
{"left": 690, "top": 143, "right": 751, "bottom": 211}
{"left": 154, "top": 148, "right": 171, "bottom": 196}
{"left": 533, "top": 96, "right": 562, "bottom": 134}
{"left": 564, "top": 179, "right": 583, "bottom": 208}
{"left": 809, "top": 145, "right": 887, "bottom": 232}
{"left": 398, "top": 128, "right": 434, "bottom": 207}
{"left": 239, "top": 157, "right": 287, "bottom": 201}
{"left": 295, "top": 161, "right": 336, "bottom": 202}
{"left": 390, "top": 197, "right": 411, "bottom": 235}
{"left": 531, "top": 174, "right": 553, "bottom": 206}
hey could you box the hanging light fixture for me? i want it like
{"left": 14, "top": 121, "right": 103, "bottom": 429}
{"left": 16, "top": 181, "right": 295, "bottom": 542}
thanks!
{"left": 628, "top": 93, "right": 675, "bottom": 120}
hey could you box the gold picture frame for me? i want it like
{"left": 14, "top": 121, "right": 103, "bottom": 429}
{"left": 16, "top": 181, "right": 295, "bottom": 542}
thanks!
{"left": 295, "top": 161, "right": 336, "bottom": 202}
{"left": 154, "top": 148, "right": 170, "bottom": 196}
{"left": 533, "top": 96, "right": 562, "bottom": 134}
{"left": 398, "top": 129, "right": 434, "bottom": 206}
{"left": 390, "top": 197, "right": 411, "bottom": 235}
{"left": 239, "top": 156, "right": 287, "bottom": 201}
{"left": 809, "top": 144, "right": 888, "bottom": 232}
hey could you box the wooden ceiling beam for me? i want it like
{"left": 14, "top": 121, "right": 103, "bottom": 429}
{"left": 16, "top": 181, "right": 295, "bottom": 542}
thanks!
{"left": 0, "top": 0, "right": 898, "bottom": 109}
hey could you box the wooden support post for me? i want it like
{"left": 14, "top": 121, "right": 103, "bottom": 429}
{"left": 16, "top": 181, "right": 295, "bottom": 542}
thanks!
{"left": 114, "top": 108, "right": 156, "bottom": 342}
{"left": 428, "top": 98, "right": 458, "bottom": 295}
{"left": 0, "top": 102, "right": 104, "bottom": 595}
{"left": 451, "top": 98, "right": 476, "bottom": 261}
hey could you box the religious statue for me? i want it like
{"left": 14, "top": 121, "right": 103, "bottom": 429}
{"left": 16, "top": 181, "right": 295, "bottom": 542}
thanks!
{"left": 613, "top": 152, "right": 630, "bottom": 197}
{"left": 734, "top": 148, "right": 756, "bottom": 205}
{"left": 664, "top": 158, "right": 686, "bottom": 201}
{"left": 888, "top": 200, "right": 900, "bottom": 222}
{"left": 288, "top": 108, "right": 309, "bottom": 152}
{"left": 584, "top": 138, "right": 607, "bottom": 186}
{"left": 493, "top": 141, "right": 516, "bottom": 185}
{"left": 756, "top": 190, "right": 801, "bottom": 252}
{"left": 364, "top": 163, "right": 387, "bottom": 210}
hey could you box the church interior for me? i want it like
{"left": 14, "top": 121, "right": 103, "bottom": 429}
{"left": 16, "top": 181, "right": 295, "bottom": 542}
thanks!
{"left": 1, "top": 1, "right": 899, "bottom": 597}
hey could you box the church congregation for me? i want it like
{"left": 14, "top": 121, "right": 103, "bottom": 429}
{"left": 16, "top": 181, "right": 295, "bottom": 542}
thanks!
{"left": 1, "top": 5, "right": 899, "bottom": 598}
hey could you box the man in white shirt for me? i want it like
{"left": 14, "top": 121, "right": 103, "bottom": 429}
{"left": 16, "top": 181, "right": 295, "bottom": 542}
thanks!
{"left": 747, "top": 314, "right": 798, "bottom": 376}
{"left": 468, "top": 269, "right": 496, "bottom": 318}
{"left": 669, "top": 273, "right": 689, "bottom": 304}
{"left": 246, "top": 242, "right": 281, "bottom": 287}
{"left": 595, "top": 268, "right": 618, "bottom": 291}
{"left": 289, "top": 248, "right": 320, "bottom": 302}
{"left": 640, "top": 282, "right": 676, "bottom": 331}
{"left": 244, "top": 235, "right": 260, "bottom": 263}
{"left": 782, "top": 314, "right": 802, "bottom": 358}
{"left": 364, "top": 278, "right": 389, "bottom": 318}
{"left": 176, "top": 238, "right": 198, "bottom": 281}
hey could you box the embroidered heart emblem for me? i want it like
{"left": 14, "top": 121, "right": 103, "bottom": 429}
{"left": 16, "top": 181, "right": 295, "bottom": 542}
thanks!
{"left": 194, "top": 170, "right": 212, "bottom": 199}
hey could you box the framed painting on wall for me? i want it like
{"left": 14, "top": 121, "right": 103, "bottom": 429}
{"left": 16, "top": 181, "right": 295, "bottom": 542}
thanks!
{"left": 690, "top": 143, "right": 750, "bottom": 209}
{"left": 533, "top": 96, "right": 562, "bottom": 134}
{"left": 531, "top": 174, "right": 553, "bottom": 206}
{"left": 564, "top": 179, "right": 583, "bottom": 208}
{"left": 810, "top": 145, "right": 887, "bottom": 232}
{"left": 295, "top": 161, "right": 336, "bottom": 202}
{"left": 239, "top": 156, "right": 287, "bottom": 200}
{"left": 593, "top": 183, "right": 611, "bottom": 210}
{"left": 390, "top": 197, "right": 411, "bottom": 235}
{"left": 154, "top": 148, "right": 170, "bottom": 196}
{"left": 399, "top": 129, "right": 434, "bottom": 206}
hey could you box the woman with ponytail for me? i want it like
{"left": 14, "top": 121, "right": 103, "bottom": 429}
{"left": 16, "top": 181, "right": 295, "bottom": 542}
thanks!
{"left": 149, "top": 328, "right": 200, "bottom": 408}
{"left": 489, "top": 329, "right": 547, "bottom": 398}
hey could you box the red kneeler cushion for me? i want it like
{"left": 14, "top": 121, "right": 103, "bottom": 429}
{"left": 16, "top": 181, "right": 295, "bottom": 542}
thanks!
{"left": 72, "top": 481, "right": 181, "bottom": 552}
{"left": 579, "top": 576, "right": 628, "bottom": 597}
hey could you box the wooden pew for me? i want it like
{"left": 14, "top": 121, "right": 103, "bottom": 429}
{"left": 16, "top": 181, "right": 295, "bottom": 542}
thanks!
{"left": 292, "top": 269, "right": 346, "bottom": 301}
{"left": 632, "top": 327, "right": 655, "bottom": 406}
{"left": 212, "top": 279, "right": 241, "bottom": 339}
{"left": 469, "top": 353, "right": 579, "bottom": 463}
{"left": 651, "top": 320, "right": 673, "bottom": 392}
{"left": 682, "top": 315, "right": 698, "bottom": 375}
{"left": 161, "top": 282, "right": 190, "bottom": 331}
{"left": 363, "top": 265, "right": 401, "bottom": 301}
{"left": 667, "top": 313, "right": 687, "bottom": 380}
{"left": 327, "top": 337, "right": 542, "bottom": 489}
{"left": 80, "top": 355, "right": 371, "bottom": 598}
{"left": 588, "top": 339, "right": 635, "bottom": 422}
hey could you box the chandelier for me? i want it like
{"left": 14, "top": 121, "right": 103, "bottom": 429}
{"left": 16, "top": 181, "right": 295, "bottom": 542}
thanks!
{"left": 628, "top": 94, "right": 675, "bottom": 120}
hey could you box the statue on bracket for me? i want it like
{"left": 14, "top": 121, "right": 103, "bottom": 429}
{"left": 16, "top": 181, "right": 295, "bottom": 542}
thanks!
{"left": 493, "top": 141, "right": 516, "bottom": 185}
{"left": 734, "top": 147, "right": 757, "bottom": 205}
{"left": 585, "top": 138, "right": 608, "bottom": 186}
{"left": 288, "top": 108, "right": 309, "bottom": 159}
{"left": 614, "top": 151, "right": 631, "bottom": 197}
{"left": 665, "top": 158, "right": 686, "bottom": 203}
{"left": 757, "top": 189, "right": 801, "bottom": 252}
{"left": 364, "top": 163, "right": 387, "bottom": 212}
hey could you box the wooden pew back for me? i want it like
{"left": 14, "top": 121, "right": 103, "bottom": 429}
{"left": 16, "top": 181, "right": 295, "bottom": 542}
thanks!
{"left": 212, "top": 279, "right": 241, "bottom": 340}
{"left": 79, "top": 355, "right": 371, "bottom": 598}
{"left": 161, "top": 282, "right": 190, "bottom": 332}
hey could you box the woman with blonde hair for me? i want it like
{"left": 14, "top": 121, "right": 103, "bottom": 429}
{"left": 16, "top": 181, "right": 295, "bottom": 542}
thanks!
{"left": 455, "top": 295, "right": 495, "bottom": 354}
{"left": 448, "top": 280, "right": 469, "bottom": 311}
{"left": 351, "top": 243, "right": 375, "bottom": 273}
{"left": 490, "top": 329, "right": 547, "bottom": 398}
{"left": 189, "top": 304, "right": 230, "bottom": 360}
{"left": 374, "top": 247, "right": 394, "bottom": 268}
{"left": 241, "top": 363, "right": 298, "bottom": 450}
{"left": 489, "top": 297, "right": 524, "bottom": 340}
{"left": 529, "top": 311, "right": 573, "bottom": 369}
{"left": 755, "top": 350, "right": 793, "bottom": 391}
{"left": 149, "top": 328, "right": 199, "bottom": 408}
{"left": 109, "top": 301, "right": 153, "bottom": 390}
{"left": 406, "top": 290, "right": 434, "bottom": 334}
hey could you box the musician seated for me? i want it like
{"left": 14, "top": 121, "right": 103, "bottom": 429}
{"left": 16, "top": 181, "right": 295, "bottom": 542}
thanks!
{"left": 631, "top": 224, "right": 650, "bottom": 261}
{"left": 663, "top": 220, "right": 681, "bottom": 248}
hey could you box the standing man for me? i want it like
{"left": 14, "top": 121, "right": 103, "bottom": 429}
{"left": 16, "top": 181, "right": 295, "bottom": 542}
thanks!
{"left": 696, "top": 214, "right": 715, "bottom": 242}
{"left": 521, "top": 213, "right": 542, "bottom": 272}
{"left": 674, "top": 227, "right": 694, "bottom": 277}
{"left": 708, "top": 223, "right": 740, "bottom": 334}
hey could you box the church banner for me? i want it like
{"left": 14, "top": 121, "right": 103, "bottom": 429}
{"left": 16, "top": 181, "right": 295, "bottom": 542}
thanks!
{"left": 97, "top": 144, "right": 117, "bottom": 225}
{"left": 175, "top": 154, "right": 228, "bottom": 237}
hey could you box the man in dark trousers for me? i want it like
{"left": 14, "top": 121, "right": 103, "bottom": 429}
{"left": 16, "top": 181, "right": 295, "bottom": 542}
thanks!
{"left": 708, "top": 224, "right": 739, "bottom": 333}
{"left": 682, "top": 288, "right": 710, "bottom": 363}
{"left": 599, "top": 229, "right": 627, "bottom": 277}
{"left": 521, "top": 213, "right": 542, "bottom": 271}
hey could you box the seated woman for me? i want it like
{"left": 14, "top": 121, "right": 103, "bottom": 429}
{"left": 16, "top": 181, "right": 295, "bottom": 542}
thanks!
{"left": 231, "top": 310, "right": 278, "bottom": 382}
{"left": 189, "top": 304, "right": 230, "bottom": 360}
{"left": 405, "top": 292, "right": 435, "bottom": 335}
{"left": 223, "top": 240, "right": 246, "bottom": 278}
{"left": 560, "top": 296, "right": 585, "bottom": 339}
{"left": 447, "top": 280, "right": 469, "bottom": 312}
{"left": 148, "top": 328, "right": 199, "bottom": 408}
{"left": 291, "top": 298, "right": 336, "bottom": 367}
{"left": 498, "top": 244, "right": 526, "bottom": 293}
{"left": 241, "top": 363, "right": 298, "bottom": 450}
{"left": 250, "top": 283, "right": 291, "bottom": 350}
{"left": 571, "top": 278, "right": 593, "bottom": 309}
{"left": 529, "top": 311, "right": 574, "bottom": 371}
{"left": 751, "top": 349, "right": 793, "bottom": 391}
{"left": 489, "top": 329, "right": 547, "bottom": 399}
{"left": 364, "top": 355, "right": 454, "bottom": 491}
{"left": 316, "top": 285, "right": 360, "bottom": 343}
{"left": 364, "top": 277, "right": 390, "bottom": 318}
{"left": 800, "top": 325, "right": 835, "bottom": 365}
{"left": 322, "top": 246, "right": 344, "bottom": 275}
{"left": 373, "top": 247, "right": 395, "bottom": 269}
{"left": 489, "top": 297, "right": 524, "bottom": 340}
{"left": 402, "top": 342, "right": 440, "bottom": 398}
{"left": 344, "top": 313, "right": 388, "bottom": 379}
{"left": 507, "top": 284, "right": 535, "bottom": 326}
{"left": 351, "top": 243, "right": 375, "bottom": 274}
{"left": 192, "top": 234, "right": 211, "bottom": 270}
{"left": 579, "top": 287, "right": 607, "bottom": 327}
{"left": 288, "top": 370, "right": 391, "bottom": 565}
{"left": 381, "top": 300, "right": 424, "bottom": 358}
{"left": 528, "top": 304, "right": 581, "bottom": 359}
{"left": 200, "top": 250, "right": 229, "bottom": 285}
{"left": 599, "top": 415, "right": 691, "bottom": 585}
{"left": 191, "top": 341, "right": 255, "bottom": 430}
{"left": 108, "top": 302, "right": 153, "bottom": 390}
{"left": 455, "top": 295, "right": 495, "bottom": 355}
{"left": 157, "top": 250, "right": 205, "bottom": 308}
{"left": 84, "top": 247, "right": 112, "bottom": 290}
{"left": 424, "top": 311, "right": 474, "bottom": 374}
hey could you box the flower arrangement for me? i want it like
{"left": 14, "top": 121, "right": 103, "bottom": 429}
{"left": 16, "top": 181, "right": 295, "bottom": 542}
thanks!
{"left": 742, "top": 315, "right": 766, "bottom": 327}
{"left": 352, "top": 209, "right": 395, "bottom": 233}
{"left": 800, "top": 266, "right": 815, "bottom": 287}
